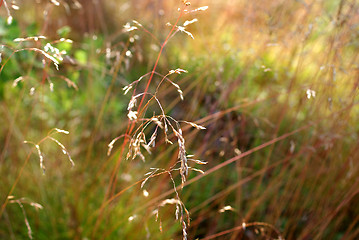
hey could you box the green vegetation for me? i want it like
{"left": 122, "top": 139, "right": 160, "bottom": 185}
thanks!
{"left": 1, "top": 0, "right": 359, "bottom": 239}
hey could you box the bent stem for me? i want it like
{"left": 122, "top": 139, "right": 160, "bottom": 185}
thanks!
{"left": 0, "top": 150, "right": 33, "bottom": 217}
{"left": 91, "top": 3, "right": 189, "bottom": 238}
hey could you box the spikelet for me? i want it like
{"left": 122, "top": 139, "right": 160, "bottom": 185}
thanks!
{"left": 182, "top": 121, "right": 206, "bottom": 129}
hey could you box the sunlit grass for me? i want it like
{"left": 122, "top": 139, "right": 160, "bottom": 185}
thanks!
{"left": 1, "top": 0, "right": 359, "bottom": 239}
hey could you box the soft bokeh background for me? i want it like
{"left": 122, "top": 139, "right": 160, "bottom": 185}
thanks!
{"left": 1, "top": 0, "right": 359, "bottom": 239}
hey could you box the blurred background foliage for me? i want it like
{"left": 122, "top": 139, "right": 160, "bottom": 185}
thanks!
{"left": 1, "top": 0, "right": 359, "bottom": 239}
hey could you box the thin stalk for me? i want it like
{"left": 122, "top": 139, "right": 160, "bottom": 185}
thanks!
{"left": 91, "top": 4, "right": 189, "bottom": 238}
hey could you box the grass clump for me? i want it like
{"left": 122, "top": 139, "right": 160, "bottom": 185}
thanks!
{"left": 1, "top": 0, "right": 359, "bottom": 239}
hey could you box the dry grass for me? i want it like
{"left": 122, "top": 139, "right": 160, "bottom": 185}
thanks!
{"left": 1, "top": 0, "right": 359, "bottom": 239}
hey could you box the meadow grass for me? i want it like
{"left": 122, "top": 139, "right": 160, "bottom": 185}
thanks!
{"left": 1, "top": 0, "right": 359, "bottom": 239}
